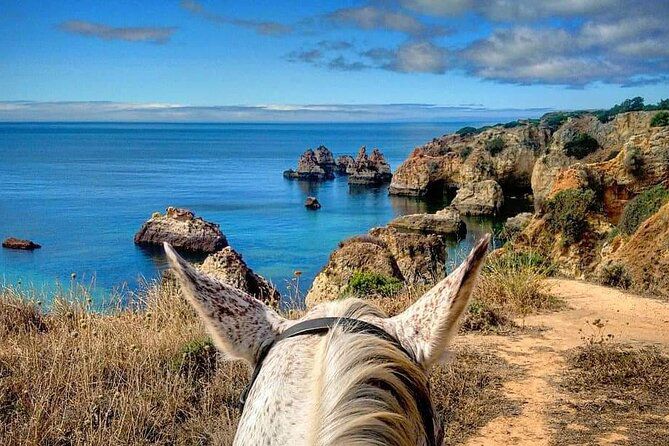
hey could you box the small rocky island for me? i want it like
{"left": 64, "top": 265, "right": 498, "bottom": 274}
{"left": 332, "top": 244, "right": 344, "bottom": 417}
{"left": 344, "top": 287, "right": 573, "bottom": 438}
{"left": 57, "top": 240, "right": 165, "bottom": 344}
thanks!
{"left": 2, "top": 237, "right": 41, "bottom": 250}
{"left": 284, "top": 145, "right": 393, "bottom": 186}
{"left": 134, "top": 207, "right": 228, "bottom": 254}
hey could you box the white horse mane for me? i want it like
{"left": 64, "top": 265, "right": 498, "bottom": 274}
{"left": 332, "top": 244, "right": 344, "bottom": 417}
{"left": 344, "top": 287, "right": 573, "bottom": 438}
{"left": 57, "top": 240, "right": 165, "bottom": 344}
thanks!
{"left": 306, "top": 299, "right": 434, "bottom": 446}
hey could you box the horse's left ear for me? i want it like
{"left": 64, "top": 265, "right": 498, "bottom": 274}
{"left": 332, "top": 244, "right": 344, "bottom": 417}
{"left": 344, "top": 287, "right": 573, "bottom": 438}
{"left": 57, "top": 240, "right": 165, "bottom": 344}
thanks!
{"left": 164, "top": 243, "right": 287, "bottom": 365}
{"left": 384, "top": 235, "right": 490, "bottom": 369}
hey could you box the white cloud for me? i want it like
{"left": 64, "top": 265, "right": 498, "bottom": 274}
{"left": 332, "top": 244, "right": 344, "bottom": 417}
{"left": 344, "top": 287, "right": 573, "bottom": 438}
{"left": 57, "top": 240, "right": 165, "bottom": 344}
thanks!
{"left": 0, "top": 101, "right": 549, "bottom": 123}
{"left": 59, "top": 21, "right": 176, "bottom": 43}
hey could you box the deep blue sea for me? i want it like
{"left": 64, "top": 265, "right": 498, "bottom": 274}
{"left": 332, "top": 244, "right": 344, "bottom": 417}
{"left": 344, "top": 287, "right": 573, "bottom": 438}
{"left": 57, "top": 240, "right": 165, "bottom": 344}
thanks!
{"left": 0, "top": 121, "right": 511, "bottom": 306}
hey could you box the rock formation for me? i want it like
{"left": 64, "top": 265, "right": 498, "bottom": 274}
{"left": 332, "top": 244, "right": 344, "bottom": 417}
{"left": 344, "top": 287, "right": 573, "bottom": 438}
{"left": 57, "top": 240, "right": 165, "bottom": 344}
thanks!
{"left": 283, "top": 146, "right": 336, "bottom": 181}
{"left": 451, "top": 180, "right": 504, "bottom": 216}
{"left": 502, "top": 212, "right": 533, "bottom": 239}
{"left": 508, "top": 111, "right": 669, "bottom": 292}
{"left": 304, "top": 196, "right": 321, "bottom": 210}
{"left": 388, "top": 206, "right": 465, "bottom": 235}
{"left": 389, "top": 122, "right": 550, "bottom": 197}
{"left": 134, "top": 207, "right": 228, "bottom": 254}
{"left": 305, "top": 226, "right": 445, "bottom": 306}
{"left": 347, "top": 147, "right": 393, "bottom": 185}
{"left": 335, "top": 155, "right": 355, "bottom": 175}
{"left": 2, "top": 237, "right": 41, "bottom": 250}
{"left": 200, "top": 247, "right": 280, "bottom": 305}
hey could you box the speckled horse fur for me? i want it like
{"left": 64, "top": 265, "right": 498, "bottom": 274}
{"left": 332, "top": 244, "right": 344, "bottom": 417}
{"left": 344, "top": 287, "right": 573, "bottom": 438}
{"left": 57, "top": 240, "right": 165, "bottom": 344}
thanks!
{"left": 164, "top": 234, "right": 490, "bottom": 445}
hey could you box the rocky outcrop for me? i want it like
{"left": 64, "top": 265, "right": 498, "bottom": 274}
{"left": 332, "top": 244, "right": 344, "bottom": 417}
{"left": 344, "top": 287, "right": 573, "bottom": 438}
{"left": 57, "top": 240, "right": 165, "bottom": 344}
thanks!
{"left": 283, "top": 146, "right": 336, "bottom": 181}
{"left": 532, "top": 111, "right": 668, "bottom": 207}
{"left": 388, "top": 207, "right": 465, "bottom": 235}
{"left": 134, "top": 207, "right": 228, "bottom": 254}
{"left": 200, "top": 247, "right": 280, "bottom": 305}
{"left": 2, "top": 237, "right": 41, "bottom": 250}
{"left": 368, "top": 227, "right": 445, "bottom": 284}
{"left": 305, "top": 196, "right": 321, "bottom": 210}
{"left": 306, "top": 226, "right": 446, "bottom": 305}
{"left": 335, "top": 155, "right": 355, "bottom": 174}
{"left": 452, "top": 180, "right": 504, "bottom": 216}
{"left": 502, "top": 212, "right": 533, "bottom": 239}
{"left": 348, "top": 147, "right": 393, "bottom": 185}
{"left": 389, "top": 122, "right": 550, "bottom": 197}
{"left": 306, "top": 236, "right": 402, "bottom": 306}
{"left": 598, "top": 202, "right": 669, "bottom": 297}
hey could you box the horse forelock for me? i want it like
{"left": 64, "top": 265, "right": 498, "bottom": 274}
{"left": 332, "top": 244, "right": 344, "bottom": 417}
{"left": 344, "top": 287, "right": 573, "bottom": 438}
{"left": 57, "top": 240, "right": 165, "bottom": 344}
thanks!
{"left": 303, "top": 298, "right": 434, "bottom": 446}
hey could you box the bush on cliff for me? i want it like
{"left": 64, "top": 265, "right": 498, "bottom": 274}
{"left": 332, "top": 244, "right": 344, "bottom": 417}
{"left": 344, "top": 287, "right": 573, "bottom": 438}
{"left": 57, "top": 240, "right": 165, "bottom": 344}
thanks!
{"left": 618, "top": 185, "right": 669, "bottom": 235}
{"left": 485, "top": 137, "right": 506, "bottom": 155}
{"left": 343, "top": 270, "right": 403, "bottom": 298}
{"left": 651, "top": 111, "right": 669, "bottom": 127}
{"left": 564, "top": 133, "right": 599, "bottom": 159}
{"left": 623, "top": 147, "right": 643, "bottom": 175}
{"left": 456, "top": 126, "right": 478, "bottom": 136}
{"left": 545, "top": 189, "right": 598, "bottom": 245}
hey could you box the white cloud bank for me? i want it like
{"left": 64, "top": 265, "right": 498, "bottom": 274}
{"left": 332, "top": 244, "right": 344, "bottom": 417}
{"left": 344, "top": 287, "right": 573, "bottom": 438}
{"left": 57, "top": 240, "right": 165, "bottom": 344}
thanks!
{"left": 0, "top": 101, "right": 550, "bottom": 123}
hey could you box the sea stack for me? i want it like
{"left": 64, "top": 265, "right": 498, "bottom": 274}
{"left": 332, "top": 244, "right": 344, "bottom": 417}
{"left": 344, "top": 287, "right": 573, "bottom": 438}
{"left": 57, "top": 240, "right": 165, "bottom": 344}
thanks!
{"left": 347, "top": 147, "right": 393, "bottom": 186}
{"left": 305, "top": 196, "right": 321, "bottom": 210}
{"left": 283, "top": 146, "right": 336, "bottom": 181}
{"left": 134, "top": 207, "right": 228, "bottom": 254}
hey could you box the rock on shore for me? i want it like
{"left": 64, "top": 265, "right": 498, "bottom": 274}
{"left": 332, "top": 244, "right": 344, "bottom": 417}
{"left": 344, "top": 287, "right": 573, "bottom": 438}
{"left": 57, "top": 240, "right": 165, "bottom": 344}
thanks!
{"left": 2, "top": 237, "right": 41, "bottom": 250}
{"left": 200, "top": 247, "right": 280, "bottom": 305}
{"left": 452, "top": 180, "right": 504, "bottom": 216}
{"left": 134, "top": 207, "right": 228, "bottom": 254}
{"left": 305, "top": 226, "right": 445, "bottom": 306}
{"left": 347, "top": 147, "right": 392, "bottom": 185}
{"left": 388, "top": 207, "right": 465, "bottom": 235}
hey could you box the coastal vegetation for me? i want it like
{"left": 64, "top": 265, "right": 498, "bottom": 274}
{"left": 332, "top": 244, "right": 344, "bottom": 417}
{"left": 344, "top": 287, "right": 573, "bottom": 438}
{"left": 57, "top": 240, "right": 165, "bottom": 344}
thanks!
{"left": 563, "top": 132, "right": 599, "bottom": 159}
{"left": 544, "top": 188, "right": 598, "bottom": 245}
{"left": 618, "top": 185, "right": 669, "bottom": 235}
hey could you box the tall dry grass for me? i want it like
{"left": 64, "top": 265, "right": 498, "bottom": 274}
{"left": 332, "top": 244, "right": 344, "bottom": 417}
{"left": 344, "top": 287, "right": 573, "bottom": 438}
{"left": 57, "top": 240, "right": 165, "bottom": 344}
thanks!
{"left": 0, "top": 282, "right": 245, "bottom": 445}
{"left": 0, "top": 248, "right": 548, "bottom": 445}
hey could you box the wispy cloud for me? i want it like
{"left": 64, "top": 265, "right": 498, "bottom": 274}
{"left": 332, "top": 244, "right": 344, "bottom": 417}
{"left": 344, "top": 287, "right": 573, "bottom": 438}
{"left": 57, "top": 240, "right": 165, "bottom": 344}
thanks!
{"left": 59, "top": 20, "right": 176, "bottom": 44}
{"left": 180, "top": 0, "right": 291, "bottom": 36}
{"left": 285, "top": 0, "right": 669, "bottom": 87}
{"left": 0, "top": 101, "right": 550, "bottom": 123}
{"left": 326, "top": 5, "right": 449, "bottom": 37}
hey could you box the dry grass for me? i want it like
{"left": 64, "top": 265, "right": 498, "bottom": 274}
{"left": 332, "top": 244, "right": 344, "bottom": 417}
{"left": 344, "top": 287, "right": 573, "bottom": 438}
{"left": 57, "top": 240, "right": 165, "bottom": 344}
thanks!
{"left": 0, "top": 281, "right": 517, "bottom": 445}
{"left": 551, "top": 338, "right": 669, "bottom": 445}
{"left": 471, "top": 249, "right": 562, "bottom": 328}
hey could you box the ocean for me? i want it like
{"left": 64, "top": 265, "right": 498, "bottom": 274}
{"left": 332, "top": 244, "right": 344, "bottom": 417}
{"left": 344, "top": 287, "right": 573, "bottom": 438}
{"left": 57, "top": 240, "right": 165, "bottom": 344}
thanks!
{"left": 0, "top": 121, "right": 514, "bottom": 306}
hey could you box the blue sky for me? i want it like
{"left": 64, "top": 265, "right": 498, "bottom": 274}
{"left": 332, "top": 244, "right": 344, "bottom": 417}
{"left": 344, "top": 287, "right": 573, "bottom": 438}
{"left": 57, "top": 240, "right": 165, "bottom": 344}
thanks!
{"left": 1, "top": 0, "right": 668, "bottom": 121}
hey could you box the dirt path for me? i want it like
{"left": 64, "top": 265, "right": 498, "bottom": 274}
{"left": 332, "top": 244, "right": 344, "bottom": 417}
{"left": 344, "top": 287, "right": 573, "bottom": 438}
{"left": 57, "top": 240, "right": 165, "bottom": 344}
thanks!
{"left": 463, "top": 279, "right": 669, "bottom": 446}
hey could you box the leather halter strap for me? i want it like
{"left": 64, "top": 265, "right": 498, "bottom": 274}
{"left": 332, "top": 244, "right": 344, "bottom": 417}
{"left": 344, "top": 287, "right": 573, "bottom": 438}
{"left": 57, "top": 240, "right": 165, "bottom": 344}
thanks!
{"left": 239, "top": 316, "right": 437, "bottom": 446}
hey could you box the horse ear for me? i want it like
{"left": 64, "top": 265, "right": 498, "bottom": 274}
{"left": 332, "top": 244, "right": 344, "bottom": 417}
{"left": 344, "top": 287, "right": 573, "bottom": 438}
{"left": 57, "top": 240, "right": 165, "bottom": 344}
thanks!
{"left": 164, "top": 243, "right": 287, "bottom": 365}
{"left": 385, "top": 235, "right": 490, "bottom": 369}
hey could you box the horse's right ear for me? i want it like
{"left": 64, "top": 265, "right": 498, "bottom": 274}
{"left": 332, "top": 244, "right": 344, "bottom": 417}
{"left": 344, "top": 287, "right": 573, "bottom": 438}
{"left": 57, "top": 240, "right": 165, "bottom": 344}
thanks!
{"left": 164, "top": 243, "right": 287, "bottom": 365}
{"left": 383, "top": 235, "right": 490, "bottom": 369}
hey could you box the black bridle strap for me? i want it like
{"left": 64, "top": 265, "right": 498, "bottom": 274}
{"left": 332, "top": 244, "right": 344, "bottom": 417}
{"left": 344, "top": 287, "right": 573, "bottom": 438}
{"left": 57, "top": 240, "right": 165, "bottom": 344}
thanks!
{"left": 239, "top": 317, "right": 437, "bottom": 446}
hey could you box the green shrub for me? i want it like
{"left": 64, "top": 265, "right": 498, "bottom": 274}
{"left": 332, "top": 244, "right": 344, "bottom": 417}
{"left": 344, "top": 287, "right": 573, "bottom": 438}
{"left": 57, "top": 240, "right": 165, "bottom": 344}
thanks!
{"left": 541, "top": 112, "right": 570, "bottom": 130}
{"left": 460, "top": 146, "right": 472, "bottom": 159}
{"left": 650, "top": 111, "right": 669, "bottom": 127}
{"left": 598, "top": 262, "right": 632, "bottom": 289}
{"left": 623, "top": 147, "right": 643, "bottom": 175}
{"left": 618, "top": 185, "right": 669, "bottom": 235}
{"left": 343, "top": 271, "right": 403, "bottom": 298}
{"left": 456, "top": 126, "right": 478, "bottom": 136}
{"left": 485, "top": 137, "right": 506, "bottom": 155}
{"left": 564, "top": 133, "right": 599, "bottom": 159}
{"left": 545, "top": 189, "right": 598, "bottom": 245}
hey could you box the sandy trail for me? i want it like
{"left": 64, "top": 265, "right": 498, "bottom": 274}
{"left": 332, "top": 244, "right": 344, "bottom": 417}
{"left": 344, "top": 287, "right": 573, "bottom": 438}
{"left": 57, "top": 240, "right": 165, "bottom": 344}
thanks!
{"left": 462, "top": 279, "right": 669, "bottom": 446}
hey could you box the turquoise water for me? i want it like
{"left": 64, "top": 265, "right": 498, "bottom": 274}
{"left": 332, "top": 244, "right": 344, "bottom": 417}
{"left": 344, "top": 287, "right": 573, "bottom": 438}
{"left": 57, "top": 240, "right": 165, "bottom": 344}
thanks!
{"left": 0, "top": 121, "right": 512, "bottom": 306}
